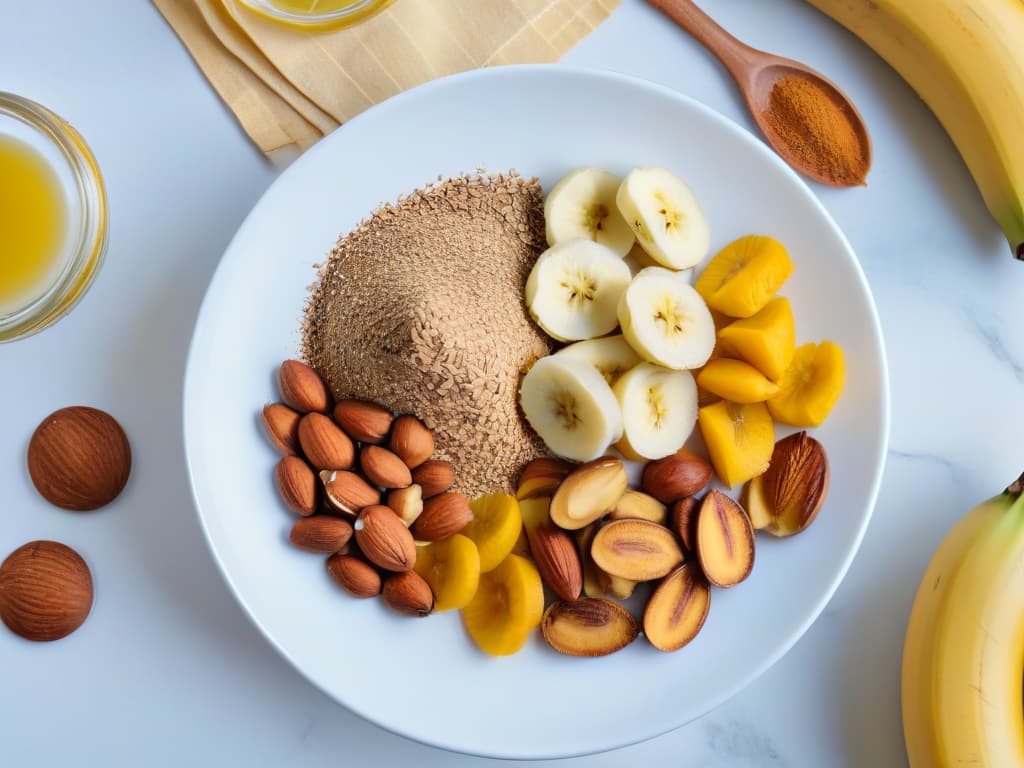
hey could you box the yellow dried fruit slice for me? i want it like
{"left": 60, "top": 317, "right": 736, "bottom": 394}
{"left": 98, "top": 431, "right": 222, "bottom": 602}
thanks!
{"left": 413, "top": 534, "right": 480, "bottom": 612}
{"left": 697, "top": 400, "right": 774, "bottom": 488}
{"left": 716, "top": 297, "right": 795, "bottom": 381}
{"left": 463, "top": 493, "right": 523, "bottom": 572}
{"left": 462, "top": 554, "right": 544, "bottom": 656}
{"left": 767, "top": 341, "right": 845, "bottom": 427}
{"left": 695, "top": 358, "right": 780, "bottom": 403}
{"left": 695, "top": 235, "right": 793, "bottom": 318}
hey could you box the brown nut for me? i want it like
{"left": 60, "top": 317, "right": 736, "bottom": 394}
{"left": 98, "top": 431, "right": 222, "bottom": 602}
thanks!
{"left": 745, "top": 431, "right": 829, "bottom": 537}
{"left": 326, "top": 554, "right": 381, "bottom": 598}
{"left": 641, "top": 449, "right": 713, "bottom": 504}
{"left": 354, "top": 505, "right": 417, "bottom": 572}
{"left": 643, "top": 563, "right": 711, "bottom": 652}
{"left": 278, "top": 360, "right": 332, "bottom": 414}
{"left": 0, "top": 541, "right": 93, "bottom": 642}
{"left": 297, "top": 412, "right": 355, "bottom": 471}
{"left": 262, "top": 403, "right": 301, "bottom": 456}
{"left": 527, "top": 524, "right": 582, "bottom": 602}
{"left": 387, "top": 484, "right": 424, "bottom": 527}
{"left": 541, "top": 598, "right": 639, "bottom": 657}
{"left": 669, "top": 496, "right": 699, "bottom": 551}
{"left": 608, "top": 490, "right": 668, "bottom": 524}
{"left": 360, "top": 445, "right": 412, "bottom": 489}
{"left": 695, "top": 490, "right": 755, "bottom": 588}
{"left": 411, "top": 460, "right": 456, "bottom": 498}
{"left": 289, "top": 516, "right": 353, "bottom": 553}
{"left": 591, "top": 519, "right": 684, "bottom": 582}
{"left": 575, "top": 524, "right": 608, "bottom": 598}
{"left": 320, "top": 470, "right": 381, "bottom": 516}
{"left": 275, "top": 455, "right": 317, "bottom": 516}
{"left": 549, "top": 457, "right": 628, "bottom": 531}
{"left": 382, "top": 570, "right": 433, "bottom": 617}
{"left": 516, "top": 457, "right": 573, "bottom": 500}
{"left": 333, "top": 399, "right": 393, "bottom": 444}
{"left": 411, "top": 492, "right": 473, "bottom": 541}
{"left": 389, "top": 415, "right": 434, "bottom": 469}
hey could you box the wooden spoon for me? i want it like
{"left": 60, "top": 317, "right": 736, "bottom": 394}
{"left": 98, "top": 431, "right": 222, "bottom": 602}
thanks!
{"left": 647, "top": 0, "right": 871, "bottom": 187}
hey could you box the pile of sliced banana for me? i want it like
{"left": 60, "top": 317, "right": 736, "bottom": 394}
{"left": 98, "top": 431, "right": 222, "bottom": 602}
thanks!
{"left": 520, "top": 166, "right": 715, "bottom": 464}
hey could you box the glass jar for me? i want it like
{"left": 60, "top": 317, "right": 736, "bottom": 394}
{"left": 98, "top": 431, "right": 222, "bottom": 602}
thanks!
{"left": 236, "top": 0, "right": 395, "bottom": 30}
{"left": 0, "top": 93, "right": 108, "bottom": 343}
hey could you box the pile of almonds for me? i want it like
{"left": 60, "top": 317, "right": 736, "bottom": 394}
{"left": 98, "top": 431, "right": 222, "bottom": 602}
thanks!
{"left": 519, "top": 431, "right": 829, "bottom": 656}
{"left": 264, "top": 360, "right": 472, "bottom": 616}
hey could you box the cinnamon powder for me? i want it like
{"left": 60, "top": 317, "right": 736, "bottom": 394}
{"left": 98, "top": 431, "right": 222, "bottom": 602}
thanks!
{"left": 763, "top": 75, "right": 868, "bottom": 186}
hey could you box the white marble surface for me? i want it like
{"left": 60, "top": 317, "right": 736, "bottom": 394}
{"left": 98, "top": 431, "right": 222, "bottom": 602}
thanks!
{"left": 1, "top": 1, "right": 1022, "bottom": 765}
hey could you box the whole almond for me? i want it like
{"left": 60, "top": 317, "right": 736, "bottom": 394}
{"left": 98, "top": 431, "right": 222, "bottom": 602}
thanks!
{"left": 411, "top": 492, "right": 473, "bottom": 541}
{"left": 696, "top": 490, "right": 755, "bottom": 588}
{"left": 354, "top": 505, "right": 417, "bottom": 571}
{"left": 591, "top": 519, "right": 684, "bottom": 582}
{"left": 541, "top": 598, "right": 638, "bottom": 657}
{"left": 550, "top": 457, "right": 628, "bottom": 531}
{"left": 360, "top": 445, "right": 412, "bottom": 489}
{"left": 669, "top": 497, "right": 699, "bottom": 551}
{"left": 275, "top": 455, "right": 317, "bottom": 516}
{"left": 333, "top": 399, "right": 393, "bottom": 444}
{"left": 278, "top": 360, "right": 332, "bottom": 414}
{"left": 411, "top": 460, "right": 456, "bottom": 498}
{"left": 516, "top": 456, "right": 574, "bottom": 500}
{"left": 642, "top": 449, "right": 713, "bottom": 504}
{"left": 387, "top": 484, "right": 424, "bottom": 526}
{"left": 297, "top": 413, "right": 355, "bottom": 472}
{"left": 527, "top": 524, "right": 583, "bottom": 601}
{"left": 28, "top": 406, "right": 131, "bottom": 512}
{"left": 389, "top": 415, "right": 434, "bottom": 469}
{"left": 746, "top": 431, "right": 829, "bottom": 537}
{"left": 262, "top": 403, "right": 301, "bottom": 456}
{"left": 326, "top": 554, "right": 380, "bottom": 598}
{"left": 289, "top": 516, "right": 353, "bottom": 553}
{"left": 0, "top": 541, "right": 93, "bottom": 642}
{"left": 320, "top": 470, "right": 381, "bottom": 516}
{"left": 643, "top": 563, "right": 711, "bottom": 652}
{"left": 382, "top": 570, "right": 433, "bottom": 617}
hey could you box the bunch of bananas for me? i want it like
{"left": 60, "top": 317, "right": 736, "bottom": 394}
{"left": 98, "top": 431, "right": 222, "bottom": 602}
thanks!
{"left": 807, "top": 0, "right": 1024, "bottom": 260}
{"left": 901, "top": 474, "right": 1024, "bottom": 766}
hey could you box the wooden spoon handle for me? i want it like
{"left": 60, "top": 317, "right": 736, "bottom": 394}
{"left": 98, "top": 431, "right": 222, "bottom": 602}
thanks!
{"left": 646, "top": 0, "right": 758, "bottom": 84}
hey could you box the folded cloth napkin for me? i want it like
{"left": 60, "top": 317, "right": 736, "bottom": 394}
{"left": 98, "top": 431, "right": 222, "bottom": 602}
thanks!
{"left": 155, "top": 0, "right": 620, "bottom": 157}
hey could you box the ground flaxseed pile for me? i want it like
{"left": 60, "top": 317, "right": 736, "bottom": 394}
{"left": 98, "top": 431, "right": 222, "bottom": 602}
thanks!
{"left": 303, "top": 172, "right": 553, "bottom": 497}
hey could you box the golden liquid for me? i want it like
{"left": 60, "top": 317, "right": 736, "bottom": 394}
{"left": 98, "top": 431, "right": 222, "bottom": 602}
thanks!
{"left": 269, "top": 0, "right": 364, "bottom": 12}
{"left": 0, "top": 135, "right": 67, "bottom": 310}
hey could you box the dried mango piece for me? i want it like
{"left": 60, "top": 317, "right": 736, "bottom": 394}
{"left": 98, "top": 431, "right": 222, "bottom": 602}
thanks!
{"left": 696, "top": 358, "right": 779, "bottom": 403}
{"left": 414, "top": 534, "right": 480, "bottom": 612}
{"left": 716, "top": 297, "right": 795, "bottom": 381}
{"left": 462, "top": 554, "right": 544, "bottom": 656}
{"left": 698, "top": 400, "right": 774, "bottom": 488}
{"left": 767, "top": 342, "right": 845, "bottom": 427}
{"left": 695, "top": 235, "right": 793, "bottom": 318}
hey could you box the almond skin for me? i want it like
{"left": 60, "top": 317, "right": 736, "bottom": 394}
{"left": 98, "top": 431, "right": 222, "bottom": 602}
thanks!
{"left": 262, "top": 403, "right": 301, "bottom": 456}
{"left": 0, "top": 541, "right": 93, "bottom": 641}
{"left": 320, "top": 470, "right": 381, "bottom": 516}
{"left": 326, "top": 554, "right": 381, "bottom": 598}
{"left": 297, "top": 412, "right": 355, "bottom": 471}
{"left": 333, "top": 399, "right": 393, "bottom": 444}
{"left": 643, "top": 563, "right": 710, "bottom": 652}
{"left": 591, "top": 519, "right": 684, "bottom": 582}
{"left": 278, "top": 360, "right": 332, "bottom": 414}
{"left": 274, "top": 456, "right": 317, "bottom": 516}
{"left": 696, "top": 490, "right": 755, "bottom": 588}
{"left": 410, "top": 460, "right": 456, "bottom": 498}
{"left": 382, "top": 570, "right": 434, "bottom": 617}
{"left": 354, "top": 505, "right": 417, "bottom": 572}
{"left": 541, "top": 598, "right": 638, "bottom": 657}
{"left": 527, "top": 524, "right": 582, "bottom": 601}
{"left": 360, "top": 445, "right": 412, "bottom": 489}
{"left": 387, "top": 484, "right": 424, "bottom": 526}
{"left": 411, "top": 492, "right": 473, "bottom": 541}
{"left": 669, "top": 497, "right": 699, "bottom": 551}
{"left": 389, "top": 415, "right": 434, "bottom": 469}
{"left": 289, "top": 516, "right": 353, "bottom": 553}
{"left": 642, "top": 449, "right": 713, "bottom": 504}
{"left": 746, "top": 431, "right": 829, "bottom": 537}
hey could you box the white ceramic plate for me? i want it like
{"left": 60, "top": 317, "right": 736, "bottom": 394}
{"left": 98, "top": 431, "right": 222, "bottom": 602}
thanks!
{"left": 184, "top": 65, "right": 889, "bottom": 759}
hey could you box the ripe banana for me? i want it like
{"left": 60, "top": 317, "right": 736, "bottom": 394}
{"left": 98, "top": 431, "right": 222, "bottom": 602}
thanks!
{"left": 805, "top": 0, "right": 1024, "bottom": 260}
{"left": 545, "top": 168, "right": 635, "bottom": 257}
{"left": 901, "top": 473, "right": 1024, "bottom": 767}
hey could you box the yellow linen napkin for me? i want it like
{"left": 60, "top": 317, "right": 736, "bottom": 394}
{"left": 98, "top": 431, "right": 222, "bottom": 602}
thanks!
{"left": 154, "top": 0, "right": 621, "bottom": 157}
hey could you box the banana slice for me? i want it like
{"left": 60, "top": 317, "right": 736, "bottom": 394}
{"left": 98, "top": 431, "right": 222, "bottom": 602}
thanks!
{"left": 618, "top": 266, "right": 715, "bottom": 370}
{"left": 613, "top": 362, "right": 698, "bottom": 461}
{"left": 545, "top": 168, "right": 635, "bottom": 257}
{"left": 616, "top": 167, "right": 710, "bottom": 269}
{"left": 555, "top": 335, "right": 642, "bottom": 386}
{"left": 525, "top": 239, "right": 632, "bottom": 342}
{"left": 519, "top": 355, "right": 623, "bottom": 462}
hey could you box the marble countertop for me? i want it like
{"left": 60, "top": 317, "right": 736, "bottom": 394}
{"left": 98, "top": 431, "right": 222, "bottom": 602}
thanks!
{"left": 2, "top": 1, "right": 1022, "bottom": 765}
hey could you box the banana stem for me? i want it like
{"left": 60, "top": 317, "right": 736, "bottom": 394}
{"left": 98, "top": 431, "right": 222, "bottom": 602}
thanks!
{"left": 1007, "top": 473, "right": 1024, "bottom": 496}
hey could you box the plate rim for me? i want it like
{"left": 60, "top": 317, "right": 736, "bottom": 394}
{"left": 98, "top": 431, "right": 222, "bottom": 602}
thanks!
{"left": 182, "top": 63, "right": 891, "bottom": 759}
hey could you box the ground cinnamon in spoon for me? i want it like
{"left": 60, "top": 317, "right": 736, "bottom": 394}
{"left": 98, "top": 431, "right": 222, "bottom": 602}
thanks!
{"left": 763, "top": 75, "right": 868, "bottom": 186}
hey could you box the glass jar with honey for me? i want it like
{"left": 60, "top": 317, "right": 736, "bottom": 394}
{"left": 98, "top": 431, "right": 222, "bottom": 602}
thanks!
{"left": 0, "top": 93, "right": 107, "bottom": 342}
